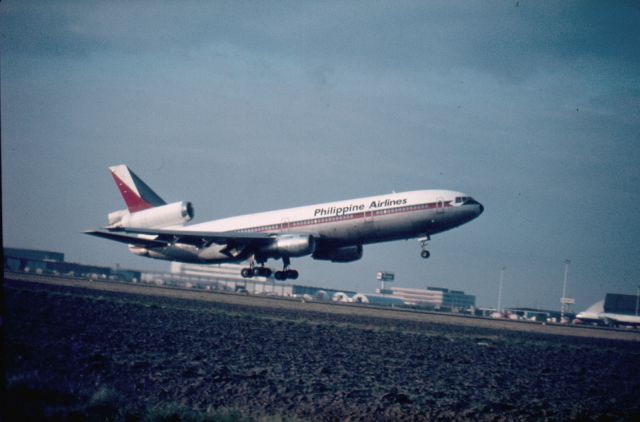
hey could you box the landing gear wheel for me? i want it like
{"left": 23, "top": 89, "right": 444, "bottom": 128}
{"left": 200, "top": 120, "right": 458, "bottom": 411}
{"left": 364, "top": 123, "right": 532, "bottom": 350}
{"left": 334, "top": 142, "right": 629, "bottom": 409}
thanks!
{"left": 274, "top": 269, "right": 298, "bottom": 280}
{"left": 275, "top": 256, "right": 298, "bottom": 280}
{"left": 241, "top": 268, "right": 254, "bottom": 278}
{"left": 418, "top": 235, "right": 431, "bottom": 260}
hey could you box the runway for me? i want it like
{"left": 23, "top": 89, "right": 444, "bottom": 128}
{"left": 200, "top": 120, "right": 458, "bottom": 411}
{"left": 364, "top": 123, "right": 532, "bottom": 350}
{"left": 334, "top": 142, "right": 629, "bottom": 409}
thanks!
{"left": 5, "top": 273, "right": 640, "bottom": 420}
{"left": 6, "top": 272, "right": 640, "bottom": 342}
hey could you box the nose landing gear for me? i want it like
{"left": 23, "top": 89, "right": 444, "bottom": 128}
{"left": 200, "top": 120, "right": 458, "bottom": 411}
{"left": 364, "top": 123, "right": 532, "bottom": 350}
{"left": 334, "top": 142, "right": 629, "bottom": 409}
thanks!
{"left": 418, "top": 236, "right": 431, "bottom": 259}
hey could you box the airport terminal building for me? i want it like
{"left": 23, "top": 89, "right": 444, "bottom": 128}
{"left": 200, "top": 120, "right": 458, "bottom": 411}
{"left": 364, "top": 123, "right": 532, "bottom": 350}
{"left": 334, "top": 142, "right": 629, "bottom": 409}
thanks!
{"left": 5, "top": 248, "right": 474, "bottom": 311}
{"left": 4, "top": 247, "right": 141, "bottom": 282}
{"left": 375, "top": 286, "right": 475, "bottom": 311}
{"left": 168, "top": 262, "right": 357, "bottom": 300}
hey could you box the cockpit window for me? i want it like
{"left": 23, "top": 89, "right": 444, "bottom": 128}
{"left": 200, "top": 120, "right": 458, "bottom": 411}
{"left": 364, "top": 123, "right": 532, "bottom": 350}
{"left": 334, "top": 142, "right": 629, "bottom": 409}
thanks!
{"left": 455, "top": 196, "right": 469, "bottom": 204}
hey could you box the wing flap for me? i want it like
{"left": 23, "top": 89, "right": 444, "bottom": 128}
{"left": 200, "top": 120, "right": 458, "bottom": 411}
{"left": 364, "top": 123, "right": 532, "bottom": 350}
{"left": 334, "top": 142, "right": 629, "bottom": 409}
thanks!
{"left": 110, "top": 226, "right": 274, "bottom": 245}
{"left": 84, "top": 230, "right": 169, "bottom": 247}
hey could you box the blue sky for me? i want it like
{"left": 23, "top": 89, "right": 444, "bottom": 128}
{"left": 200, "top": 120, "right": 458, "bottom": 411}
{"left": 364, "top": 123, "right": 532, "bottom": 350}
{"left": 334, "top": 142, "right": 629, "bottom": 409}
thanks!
{"left": 2, "top": 1, "right": 639, "bottom": 309}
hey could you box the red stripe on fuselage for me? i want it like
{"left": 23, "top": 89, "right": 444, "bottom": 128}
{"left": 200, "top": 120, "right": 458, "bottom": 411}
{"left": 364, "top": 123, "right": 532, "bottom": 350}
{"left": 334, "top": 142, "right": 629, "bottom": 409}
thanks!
{"left": 111, "top": 171, "right": 153, "bottom": 213}
{"left": 232, "top": 201, "right": 453, "bottom": 234}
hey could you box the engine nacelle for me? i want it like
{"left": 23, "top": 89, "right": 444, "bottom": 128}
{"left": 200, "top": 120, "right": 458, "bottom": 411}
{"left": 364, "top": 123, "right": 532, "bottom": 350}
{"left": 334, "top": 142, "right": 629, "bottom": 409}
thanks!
{"left": 261, "top": 234, "right": 316, "bottom": 258}
{"left": 111, "top": 201, "right": 194, "bottom": 228}
{"left": 108, "top": 209, "right": 130, "bottom": 226}
{"left": 129, "top": 242, "right": 200, "bottom": 262}
{"left": 312, "top": 244, "right": 363, "bottom": 262}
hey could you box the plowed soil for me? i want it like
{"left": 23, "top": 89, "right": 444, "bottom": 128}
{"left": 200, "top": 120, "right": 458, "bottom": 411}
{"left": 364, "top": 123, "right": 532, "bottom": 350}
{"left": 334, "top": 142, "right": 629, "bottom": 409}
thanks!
{"left": 4, "top": 277, "right": 640, "bottom": 421}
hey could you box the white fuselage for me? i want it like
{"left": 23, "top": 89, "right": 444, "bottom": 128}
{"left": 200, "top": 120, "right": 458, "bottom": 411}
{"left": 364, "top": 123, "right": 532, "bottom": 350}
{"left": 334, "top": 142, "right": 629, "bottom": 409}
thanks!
{"left": 183, "top": 189, "right": 481, "bottom": 248}
{"left": 123, "top": 189, "right": 483, "bottom": 266}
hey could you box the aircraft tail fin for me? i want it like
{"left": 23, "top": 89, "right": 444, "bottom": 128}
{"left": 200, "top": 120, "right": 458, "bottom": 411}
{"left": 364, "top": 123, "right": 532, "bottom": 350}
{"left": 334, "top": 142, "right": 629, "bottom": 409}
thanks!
{"left": 109, "top": 165, "right": 166, "bottom": 213}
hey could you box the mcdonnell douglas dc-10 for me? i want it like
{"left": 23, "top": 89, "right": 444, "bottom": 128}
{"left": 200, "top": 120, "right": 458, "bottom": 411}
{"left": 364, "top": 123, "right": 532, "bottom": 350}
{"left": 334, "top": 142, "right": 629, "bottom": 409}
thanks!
{"left": 86, "top": 165, "right": 484, "bottom": 280}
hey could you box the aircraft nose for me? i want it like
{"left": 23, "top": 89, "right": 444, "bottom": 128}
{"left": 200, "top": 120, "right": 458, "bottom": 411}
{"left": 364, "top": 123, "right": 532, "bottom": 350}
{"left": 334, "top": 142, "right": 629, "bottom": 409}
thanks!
{"left": 478, "top": 202, "right": 484, "bottom": 215}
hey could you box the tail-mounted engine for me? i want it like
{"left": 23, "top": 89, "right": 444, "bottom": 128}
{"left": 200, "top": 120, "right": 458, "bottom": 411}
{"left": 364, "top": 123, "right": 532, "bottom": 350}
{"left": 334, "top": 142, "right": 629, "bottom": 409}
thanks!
{"left": 108, "top": 201, "right": 194, "bottom": 228}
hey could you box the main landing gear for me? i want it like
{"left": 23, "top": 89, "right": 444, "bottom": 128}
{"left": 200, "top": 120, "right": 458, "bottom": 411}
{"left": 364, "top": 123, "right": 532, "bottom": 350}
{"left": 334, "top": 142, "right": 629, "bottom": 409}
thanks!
{"left": 274, "top": 269, "right": 298, "bottom": 281}
{"left": 240, "top": 256, "right": 299, "bottom": 281}
{"left": 274, "top": 256, "right": 298, "bottom": 281}
{"left": 418, "top": 236, "right": 431, "bottom": 259}
{"left": 240, "top": 266, "right": 272, "bottom": 278}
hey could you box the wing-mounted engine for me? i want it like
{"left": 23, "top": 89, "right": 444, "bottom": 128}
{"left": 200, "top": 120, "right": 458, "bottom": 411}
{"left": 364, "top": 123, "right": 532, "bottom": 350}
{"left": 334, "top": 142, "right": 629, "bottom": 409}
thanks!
{"left": 260, "top": 234, "right": 316, "bottom": 258}
{"left": 312, "top": 244, "right": 363, "bottom": 262}
{"left": 108, "top": 201, "right": 194, "bottom": 228}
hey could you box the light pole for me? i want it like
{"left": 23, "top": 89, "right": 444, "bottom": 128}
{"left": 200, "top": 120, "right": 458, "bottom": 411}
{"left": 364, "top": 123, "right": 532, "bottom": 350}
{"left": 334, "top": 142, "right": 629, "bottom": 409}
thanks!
{"left": 497, "top": 266, "right": 506, "bottom": 315}
{"left": 635, "top": 285, "right": 639, "bottom": 317}
{"left": 560, "top": 259, "right": 571, "bottom": 322}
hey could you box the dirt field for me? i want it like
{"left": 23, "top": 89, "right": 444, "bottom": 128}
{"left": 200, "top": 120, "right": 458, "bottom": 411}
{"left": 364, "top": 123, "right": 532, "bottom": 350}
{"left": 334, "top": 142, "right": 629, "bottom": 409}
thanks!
{"left": 4, "top": 276, "right": 640, "bottom": 420}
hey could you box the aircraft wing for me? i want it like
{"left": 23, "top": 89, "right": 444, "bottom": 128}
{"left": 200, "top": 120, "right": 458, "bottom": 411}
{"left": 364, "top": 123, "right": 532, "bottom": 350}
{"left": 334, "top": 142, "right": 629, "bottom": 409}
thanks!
{"left": 101, "top": 226, "right": 276, "bottom": 248}
{"left": 84, "top": 230, "right": 170, "bottom": 247}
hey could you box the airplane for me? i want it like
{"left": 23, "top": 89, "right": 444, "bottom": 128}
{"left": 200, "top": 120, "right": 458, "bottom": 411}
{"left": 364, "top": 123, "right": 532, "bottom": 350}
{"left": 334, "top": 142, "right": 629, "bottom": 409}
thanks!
{"left": 575, "top": 298, "right": 640, "bottom": 328}
{"left": 86, "top": 165, "right": 484, "bottom": 280}
{"left": 574, "top": 300, "right": 606, "bottom": 325}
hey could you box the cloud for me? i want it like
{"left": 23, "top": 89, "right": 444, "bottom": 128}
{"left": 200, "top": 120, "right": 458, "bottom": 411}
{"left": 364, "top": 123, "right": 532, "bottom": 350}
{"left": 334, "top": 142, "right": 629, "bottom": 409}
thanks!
{"left": 4, "top": 1, "right": 639, "bottom": 84}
